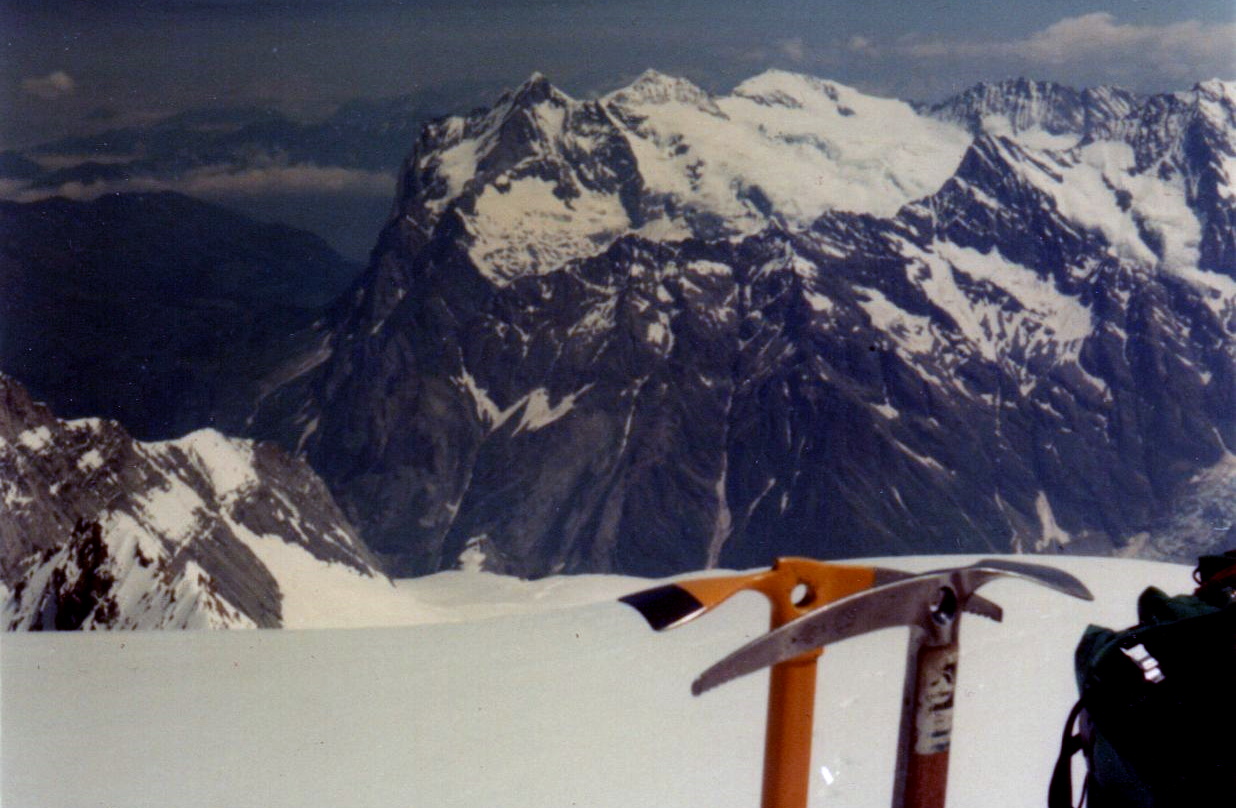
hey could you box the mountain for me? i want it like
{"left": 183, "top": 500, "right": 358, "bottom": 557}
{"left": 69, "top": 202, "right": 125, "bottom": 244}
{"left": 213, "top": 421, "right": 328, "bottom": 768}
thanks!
{"left": 923, "top": 78, "right": 1139, "bottom": 146}
{"left": 386, "top": 69, "right": 970, "bottom": 285}
{"left": 0, "top": 191, "right": 360, "bottom": 440}
{"left": 0, "top": 373, "right": 382, "bottom": 629}
{"left": 244, "top": 71, "right": 1234, "bottom": 579}
{"left": 1092, "top": 79, "right": 1236, "bottom": 274}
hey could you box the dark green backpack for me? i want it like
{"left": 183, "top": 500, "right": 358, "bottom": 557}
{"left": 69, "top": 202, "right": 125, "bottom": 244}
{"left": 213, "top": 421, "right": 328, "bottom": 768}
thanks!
{"left": 1048, "top": 552, "right": 1236, "bottom": 807}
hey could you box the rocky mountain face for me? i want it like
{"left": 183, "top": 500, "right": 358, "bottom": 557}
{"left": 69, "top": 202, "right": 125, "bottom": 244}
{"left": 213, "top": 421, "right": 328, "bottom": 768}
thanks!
{"left": 924, "top": 78, "right": 1139, "bottom": 142}
{"left": 0, "top": 191, "right": 359, "bottom": 441}
{"left": 0, "top": 373, "right": 381, "bottom": 629}
{"left": 247, "top": 70, "right": 1234, "bottom": 578}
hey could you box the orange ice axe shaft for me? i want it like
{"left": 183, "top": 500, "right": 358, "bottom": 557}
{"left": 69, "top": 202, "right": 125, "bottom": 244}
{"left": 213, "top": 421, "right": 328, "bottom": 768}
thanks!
{"left": 620, "top": 558, "right": 905, "bottom": 808}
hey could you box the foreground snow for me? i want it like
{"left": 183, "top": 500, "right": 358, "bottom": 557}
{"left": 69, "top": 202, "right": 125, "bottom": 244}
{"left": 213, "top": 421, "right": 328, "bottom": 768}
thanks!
{"left": 249, "top": 532, "right": 652, "bottom": 628}
{"left": 1, "top": 555, "right": 1195, "bottom": 808}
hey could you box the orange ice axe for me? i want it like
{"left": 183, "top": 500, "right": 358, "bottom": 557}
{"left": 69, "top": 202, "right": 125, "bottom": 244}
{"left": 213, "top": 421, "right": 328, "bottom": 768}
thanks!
{"left": 693, "top": 559, "right": 1093, "bottom": 808}
{"left": 620, "top": 557, "right": 975, "bottom": 808}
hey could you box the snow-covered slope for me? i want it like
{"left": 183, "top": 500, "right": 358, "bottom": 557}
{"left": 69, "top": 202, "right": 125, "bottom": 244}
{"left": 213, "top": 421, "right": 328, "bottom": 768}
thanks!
{"left": 0, "top": 373, "right": 383, "bottom": 629}
{"left": 0, "top": 556, "right": 1198, "bottom": 808}
{"left": 393, "top": 69, "right": 970, "bottom": 285}
{"left": 607, "top": 69, "right": 971, "bottom": 231}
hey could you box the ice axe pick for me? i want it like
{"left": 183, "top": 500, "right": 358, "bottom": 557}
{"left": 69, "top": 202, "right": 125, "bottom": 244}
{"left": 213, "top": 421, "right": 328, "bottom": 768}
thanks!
{"left": 693, "top": 559, "right": 1094, "bottom": 808}
{"left": 618, "top": 558, "right": 1001, "bottom": 808}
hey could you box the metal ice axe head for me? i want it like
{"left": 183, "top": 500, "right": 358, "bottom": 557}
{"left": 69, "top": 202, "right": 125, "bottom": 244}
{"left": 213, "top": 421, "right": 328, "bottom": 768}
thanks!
{"left": 692, "top": 558, "right": 1094, "bottom": 808}
{"left": 620, "top": 557, "right": 905, "bottom": 635}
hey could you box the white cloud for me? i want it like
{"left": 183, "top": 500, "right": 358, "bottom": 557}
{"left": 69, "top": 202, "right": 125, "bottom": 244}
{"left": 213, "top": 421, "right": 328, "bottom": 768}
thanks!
{"left": 893, "top": 13, "right": 1236, "bottom": 80}
{"left": 22, "top": 70, "right": 76, "bottom": 100}
{"left": 1017, "top": 13, "right": 1232, "bottom": 67}
{"left": 178, "top": 164, "right": 395, "bottom": 197}
{"left": 734, "top": 36, "right": 850, "bottom": 69}
{"left": 0, "top": 164, "right": 395, "bottom": 204}
{"left": 847, "top": 36, "right": 879, "bottom": 57}
{"left": 777, "top": 37, "right": 807, "bottom": 63}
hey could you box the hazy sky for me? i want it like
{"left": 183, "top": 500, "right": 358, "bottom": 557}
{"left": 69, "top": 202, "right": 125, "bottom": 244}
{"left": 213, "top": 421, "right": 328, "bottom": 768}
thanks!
{"left": 3, "top": 0, "right": 1235, "bottom": 148}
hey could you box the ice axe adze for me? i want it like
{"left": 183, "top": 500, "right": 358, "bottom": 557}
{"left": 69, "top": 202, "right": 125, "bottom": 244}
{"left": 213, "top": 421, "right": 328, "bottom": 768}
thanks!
{"left": 618, "top": 558, "right": 1001, "bottom": 808}
{"left": 693, "top": 559, "right": 1094, "bottom": 808}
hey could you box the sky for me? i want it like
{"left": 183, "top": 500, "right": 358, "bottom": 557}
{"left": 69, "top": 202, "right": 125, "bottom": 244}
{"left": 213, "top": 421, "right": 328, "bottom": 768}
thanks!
{"left": 2, "top": 0, "right": 1235, "bottom": 149}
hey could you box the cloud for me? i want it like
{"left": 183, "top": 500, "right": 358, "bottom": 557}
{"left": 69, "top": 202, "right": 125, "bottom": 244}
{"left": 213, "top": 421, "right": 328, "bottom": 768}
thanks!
{"left": 177, "top": 164, "right": 395, "bottom": 197}
{"left": 847, "top": 36, "right": 879, "bottom": 57}
{"left": 0, "top": 164, "right": 396, "bottom": 204}
{"left": 895, "top": 13, "right": 1236, "bottom": 80}
{"left": 22, "top": 70, "right": 76, "bottom": 100}
{"left": 777, "top": 37, "right": 807, "bottom": 63}
{"left": 734, "top": 36, "right": 848, "bottom": 69}
{"left": 1017, "top": 13, "right": 1233, "bottom": 67}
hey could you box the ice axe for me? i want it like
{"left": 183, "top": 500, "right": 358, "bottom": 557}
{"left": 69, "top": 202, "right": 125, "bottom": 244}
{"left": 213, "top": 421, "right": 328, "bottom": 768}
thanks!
{"left": 619, "top": 557, "right": 1000, "bottom": 808}
{"left": 693, "top": 559, "right": 1094, "bottom": 808}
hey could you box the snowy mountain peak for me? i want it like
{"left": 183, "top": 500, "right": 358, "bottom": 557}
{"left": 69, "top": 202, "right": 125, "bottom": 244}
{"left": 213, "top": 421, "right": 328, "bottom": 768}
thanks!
{"left": 630, "top": 67, "right": 694, "bottom": 87}
{"left": 386, "top": 69, "right": 972, "bottom": 288}
{"left": 1192, "top": 78, "right": 1236, "bottom": 103}
{"left": 500, "top": 71, "right": 568, "bottom": 110}
{"left": 393, "top": 70, "right": 622, "bottom": 271}
{"left": 944, "top": 129, "right": 1214, "bottom": 282}
{"left": 608, "top": 69, "right": 716, "bottom": 110}
{"left": 1190, "top": 79, "right": 1236, "bottom": 131}
{"left": 973, "top": 77, "right": 1073, "bottom": 97}
{"left": 926, "top": 78, "right": 1138, "bottom": 147}
{"left": 732, "top": 70, "right": 855, "bottom": 110}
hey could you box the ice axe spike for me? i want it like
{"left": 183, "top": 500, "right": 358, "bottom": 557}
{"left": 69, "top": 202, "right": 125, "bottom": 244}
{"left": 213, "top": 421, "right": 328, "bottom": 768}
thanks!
{"left": 618, "top": 558, "right": 1002, "bottom": 808}
{"left": 693, "top": 559, "right": 1094, "bottom": 808}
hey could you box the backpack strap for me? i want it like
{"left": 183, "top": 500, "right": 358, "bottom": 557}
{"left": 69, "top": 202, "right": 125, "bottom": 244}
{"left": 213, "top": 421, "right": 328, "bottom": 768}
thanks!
{"left": 1048, "top": 699, "right": 1091, "bottom": 808}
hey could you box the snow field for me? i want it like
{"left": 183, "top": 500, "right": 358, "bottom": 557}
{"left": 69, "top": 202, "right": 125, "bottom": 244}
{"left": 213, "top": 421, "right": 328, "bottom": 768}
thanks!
{"left": 1, "top": 556, "right": 1196, "bottom": 808}
{"left": 609, "top": 70, "right": 972, "bottom": 228}
{"left": 468, "top": 175, "right": 630, "bottom": 282}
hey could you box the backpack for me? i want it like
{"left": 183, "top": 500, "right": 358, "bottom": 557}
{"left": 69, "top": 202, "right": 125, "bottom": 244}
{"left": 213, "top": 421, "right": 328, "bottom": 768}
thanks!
{"left": 1048, "top": 551, "right": 1236, "bottom": 808}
